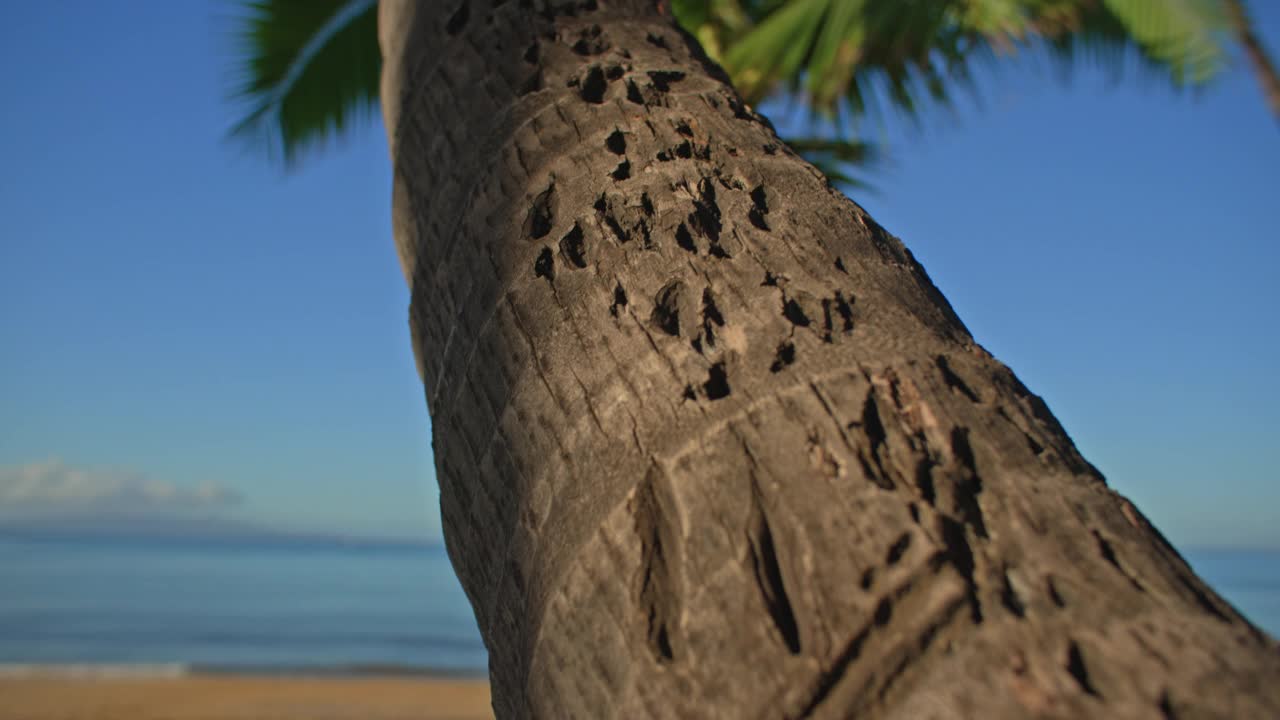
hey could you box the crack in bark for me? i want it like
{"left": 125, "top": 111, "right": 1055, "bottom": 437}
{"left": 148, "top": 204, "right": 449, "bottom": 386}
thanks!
{"left": 934, "top": 516, "right": 984, "bottom": 623}
{"left": 853, "top": 389, "right": 895, "bottom": 490}
{"left": 1065, "top": 640, "right": 1101, "bottom": 697}
{"left": 1093, "top": 530, "right": 1145, "bottom": 593}
{"left": 936, "top": 354, "right": 980, "bottom": 403}
{"left": 747, "top": 482, "right": 801, "bottom": 655}
{"left": 633, "top": 471, "right": 680, "bottom": 664}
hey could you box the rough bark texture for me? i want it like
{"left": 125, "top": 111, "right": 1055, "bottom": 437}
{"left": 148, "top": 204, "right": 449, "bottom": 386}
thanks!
{"left": 379, "top": 1, "right": 1280, "bottom": 717}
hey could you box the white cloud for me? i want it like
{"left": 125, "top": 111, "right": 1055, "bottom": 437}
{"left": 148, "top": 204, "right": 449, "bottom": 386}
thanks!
{"left": 0, "top": 459, "right": 242, "bottom": 516}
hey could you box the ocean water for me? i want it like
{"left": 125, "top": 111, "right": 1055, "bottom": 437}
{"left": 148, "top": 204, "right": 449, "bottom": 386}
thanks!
{"left": 0, "top": 538, "right": 1274, "bottom": 675}
{"left": 0, "top": 537, "right": 487, "bottom": 674}
{"left": 1183, "top": 548, "right": 1280, "bottom": 637}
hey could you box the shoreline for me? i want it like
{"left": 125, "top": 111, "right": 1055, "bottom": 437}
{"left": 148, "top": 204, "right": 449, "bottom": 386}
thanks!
{"left": 0, "top": 670, "right": 493, "bottom": 720}
{"left": 0, "top": 661, "right": 489, "bottom": 680}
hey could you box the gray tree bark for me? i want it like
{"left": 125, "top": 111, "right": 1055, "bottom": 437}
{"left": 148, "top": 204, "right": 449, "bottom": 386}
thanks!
{"left": 378, "top": 1, "right": 1280, "bottom": 717}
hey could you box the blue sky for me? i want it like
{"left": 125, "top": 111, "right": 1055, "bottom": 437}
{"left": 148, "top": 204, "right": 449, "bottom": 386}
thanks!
{"left": 2, "top": 2, "right": 1277, "bottom": 546}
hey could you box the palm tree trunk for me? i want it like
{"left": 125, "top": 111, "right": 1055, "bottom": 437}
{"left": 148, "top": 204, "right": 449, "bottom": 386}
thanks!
{"left": 379, "top": 1, "right": 1280, "bottom": 717}
{"left": 1224, "top": 0, "right": 1280, "bottom": 119}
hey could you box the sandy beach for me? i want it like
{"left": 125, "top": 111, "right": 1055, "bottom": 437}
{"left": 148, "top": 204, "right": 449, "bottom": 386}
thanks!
{"left": 0, "top": 674, "right": 493, "bottom": 720}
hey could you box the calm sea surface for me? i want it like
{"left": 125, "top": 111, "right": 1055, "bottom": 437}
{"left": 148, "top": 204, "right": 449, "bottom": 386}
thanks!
{"left": 0, "top": 537, "right": 486, "bottom": 674}
{"left": 0, "top": 538, "right": 1275, "bottom": 674}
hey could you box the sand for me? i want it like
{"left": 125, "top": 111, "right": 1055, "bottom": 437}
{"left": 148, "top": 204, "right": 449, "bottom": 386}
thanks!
{"left": 0, "top": 674, "right": 493, "bottom": 720}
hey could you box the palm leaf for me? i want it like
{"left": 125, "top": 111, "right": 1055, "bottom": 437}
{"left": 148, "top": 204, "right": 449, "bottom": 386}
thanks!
{"left": 228, "top": 0, "right": 380, "bottom": 166}
{"left": 714, "top": 0, "right": 1230, "bottom": 125}
{"left": 1097, "top": 0, "right": 1227, "bottom": 84}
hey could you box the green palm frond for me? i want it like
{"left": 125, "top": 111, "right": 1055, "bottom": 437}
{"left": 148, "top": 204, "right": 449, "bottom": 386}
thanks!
{"left": 681, "top": 0, "right": 1229, "bottom": 185}
{"left": 228, "top": 0, "right": 380, "bottom": 166}
{"left": 223, "top": 0, "right": 1237, "bottom": 184}
{"left": 1097, "top": 0, "right": 1227, "bottom": 84}
{"left": 708, "top": 0, "right": 1229, "bottom": 117}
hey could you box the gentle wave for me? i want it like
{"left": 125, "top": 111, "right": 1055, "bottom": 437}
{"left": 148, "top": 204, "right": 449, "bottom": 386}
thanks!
{"left": 0, "top": 663, "right": 191, "bottom": 679}
{"left": 0, "top": 662, "right": 487, "bottom": 679}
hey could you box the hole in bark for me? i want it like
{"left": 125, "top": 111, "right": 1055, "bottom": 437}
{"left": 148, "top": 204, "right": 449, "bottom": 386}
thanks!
{"left": 559, "top": 223, "right": 586, "bottom": 268}
{"left": 675, "top": 223, "right": 696, "bottom": 253}
{"left": 580, "top": 65, "right": 607, "bottom": 103}
{"left": 597, "top": 204, "right": 630, "bottom": 243}
{"left": 997, "top": 406, "right": 1046, "bottom": 455}
{"left": 641, "top": 192, "right": 654, "bottom": 216}
{"left": 625, "top": 79, "right": 644, "bottom": 105}
{"left": 748, "top": 185, "right": 770, "bottom": 230}
{"left": 938, "top": 515, "right": 983, "bottom": 623}
{"left": 606, "top": 64, "right": 624, "bottom": 80}
{"left": 675, "top": 120, "right": 693, "bottom": 137}
{"left": 689, "top": 178, "right": 721, "bottom": 241}
{"left": 605, "top": 129, "right": 626, "bottom": 155}
{"left": 908, "top": 502, "right": 920, "bottom": 523}
{"left": 950, "top": 427, "right": 988, "bottom": 538}
{"left": 517, "top": 71, "right": 543, "bottom": 95}
{"left": 704, "top": 363, "right": 730, "bottom": 400}
{"left": 862, "top": 392, "right": 887, "bottom": 455}
{"left": 856, "top": 391, "right": 895, "bottom": 492}
{"left": 708, "top": 243, "right": 730, "bottom": 259}
{"left": 885, "top": 532, "right": 911, "bottom": 565}
{"left": 681, "top": 385, "right": 696, "bottom": 401}
{"left": 821, "top": 299, "right": 836, "bottom": 343}
{"left": 653, "top": 625, "right": 673, "bottom": 660}
{"left": 658, "top": 141, "right": 694, "bottom": 161}
{"left": 762, "top": 271, "right": 779, "bottom": 287}
{"left": 533, "top": 247, "right": 554, "bottom": 281}
{"left": 834, "top": 292, "right": 854, "bottom": 332}
{"left": 763, "top": 142, "right": 778, "bottom": 154}
{"left": 647, "top": 70, "right": 685, "bottom": 92}
{"left": 651, "top": 281, "right": 684, "bottom": 336}
{"left": 1158, "top": 690, "right": 1177, "bottom": 719}
{"left": 611, "top": 160, "right": 630, "bottom": 180}
{"left": 1093, "top": 531, "right": 1121, "bottom": 568}
{"left": 1175, "top": 574, "right": 1232, "bottom": 623}
{"left": 860, "top": 568, "right": 875, "bottom": 590}
{"left": 835, "top": 256, "right": 848, "bottom": 273}
{"left": 646, "top": 32, "right": 668, "bottom": 49}
{"left": 700, "top": 289, "right": 724, "bottom": 346}
{"left": 524, "top": 184, "right": 554, "bottom": 239}
{"left": 873, "top": 597, "right": 893, "bottom": 626}
{"left": 749, "top": 184, "right": 769, "bottom": 211}
{"left": 571, "top": 25, "right": 609, "bottom": 55}
{"left": 769, "top": 342, "right": 796, "bottom": 373}
{"left": 914, "top": 458, "right": 936, "bottom": 505}
{"left": 1065, "top": 641, "right": 1101, "bottom": 697}
{"left": 782, "top": 298, "right": 810, "bottom": 327}
{"left": 936, "top": 355, "right": 981, "bottom": 403}
{"left": 1092, "top": 530, "right": 1142, "bottom": 591}
{"left": 1047, "top": 575, "right": 1066, "bottom": 608}
{"left": 445, "top": 2, "right": 469, "bottom": 35}
{"left": 610, "top": 283, "right": 628, "bottom": 317}
{"left": 1001, "top": 566, "right": 1026, "bottom": 618}
{"left": 1024, "top": 432, "right": 1045, "bottom": 455}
